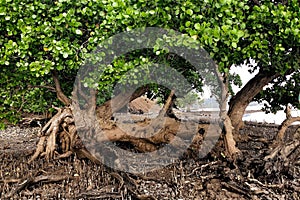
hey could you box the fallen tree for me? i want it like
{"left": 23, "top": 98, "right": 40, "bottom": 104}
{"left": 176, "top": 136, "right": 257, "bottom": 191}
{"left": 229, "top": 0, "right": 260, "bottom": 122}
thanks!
{"left": 29, "top": 76, "right": 212, "bottom": 171}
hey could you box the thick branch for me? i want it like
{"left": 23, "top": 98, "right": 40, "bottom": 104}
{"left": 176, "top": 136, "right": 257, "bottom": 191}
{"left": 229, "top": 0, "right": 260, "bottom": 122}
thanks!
{"left": 285, "top": 104, "right": 292, "bottom": 119}
{"left": 52, "top": 70, "right": 71, "bottom": 106}
{"left": 158, "top": 90, "right": 175, "bottom": 118}
{"left": 228, "top": 70, "right": 280, "bottom": 131}
{"left": 96, "top": 86, "right": 149, "bottom": 122}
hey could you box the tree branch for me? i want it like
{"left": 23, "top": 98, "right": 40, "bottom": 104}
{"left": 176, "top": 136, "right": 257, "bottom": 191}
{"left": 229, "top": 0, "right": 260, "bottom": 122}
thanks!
{"left": 228, "top": 69, "right": 281, "bottom": 131}
{"left": 52, "top": 70, "right": 71, "bottom": 106}
{"left": 251, "top": 0, "right": 261, "bottom": 6}
{"left": 27, "top": 84, "right": 56, "bottom": 92}
{"left": 276, "top": 116, "right": 300, "bottom": 142}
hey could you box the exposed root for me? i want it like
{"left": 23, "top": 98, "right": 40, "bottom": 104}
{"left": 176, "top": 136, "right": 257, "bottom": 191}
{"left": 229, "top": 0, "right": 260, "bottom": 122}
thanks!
{"left": 29, "top": 108, "right": 187, "bottom": 165}
{"left": 29, "top": 136, "right": 46, "bottom": 163}
{"left": 5, "top": 170, "right": 74, "bottom": 198}
{"left": 55, "top": 151, "right": 73, "bottom": 159}
{"left": 264, "top": 137, "right": 300, "bottom": 161}
{"left": 264, "top": 105, "right": 300, "bottom": 161}
{"left": 221, "top": 181, "right": 250, "bottom": 198}
{"left": 276, "top": 117, "right": 300, "bottom": 143}
{"left": 264, "top": 140, "right": 300, "bottom": 178}
{"left": 29, "top": 89, "right": 204, "bottom": 167}
{"left": 29, "top": 107, "right": 74, "bottom": 163}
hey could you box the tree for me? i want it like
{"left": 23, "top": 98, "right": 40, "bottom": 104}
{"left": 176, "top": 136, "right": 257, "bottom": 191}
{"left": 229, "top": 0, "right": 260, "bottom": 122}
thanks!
{"left": 1, "top": 0, "right": 299, "bottom": 162}
{"left": 176, "top": 91, "right": 203, "bottom": 112}
{"left": 227, "top": 1, "right": 300, "bottom": 133}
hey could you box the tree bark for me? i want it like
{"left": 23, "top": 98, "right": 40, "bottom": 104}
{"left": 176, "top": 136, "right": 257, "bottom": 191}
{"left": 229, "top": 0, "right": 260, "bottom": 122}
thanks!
{"left": 276, "top": 106, "right": 300, "bottom": 143}
{"left": 52, "top": 70, "right": 71, "bottom": 106}
{"left": 158, "top": 90, "right": 175, "bottom": 117}
{"left": 228, "top": 70, "right": 280, "bottom": 132}
{"left": 96, "top": 86, "right": 149, "bottom": 122}
{"left": 215, "top": 67, "right": 240, "bottom": 158}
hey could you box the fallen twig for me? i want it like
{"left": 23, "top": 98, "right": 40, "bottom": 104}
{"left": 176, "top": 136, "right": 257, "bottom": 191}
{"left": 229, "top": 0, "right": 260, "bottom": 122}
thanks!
{"left": 77, "top": 191, "right": 122, "bottom": 199}
{"left": 5, "top": 173, "right": 74, "bottom": 198}
{"left": 186, "top": 161, "right": 219, "bottom": 177}
{"left": 221, "top": 182, "right": 250, "bottom": 198}
{"left": 247, "top": 177, "right": 284, "bottom": 189}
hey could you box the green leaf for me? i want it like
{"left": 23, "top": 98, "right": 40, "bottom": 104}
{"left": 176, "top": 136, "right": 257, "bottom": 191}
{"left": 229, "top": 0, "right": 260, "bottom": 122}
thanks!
{"left": 237, "top": 30, "right": 244, "bottom": 38}
{"left": 75, "top": 29, "right": 82, "bottom": 35}
{"left": 231, "top": 42, "right": 237, "bottom": 48}
{"left": 186, "top": 9, "right": 193, "bottom": 16}
{"left": 185, "top": 21, "right": 191, "bottom": 27}
{"left": 149, "top": 10, "right": 155, "bottom": 15}
{"left": 194, "top": 23, "right": 201, "bottom": 30}
{"left": 63, "top": 52, "right": 69, "bottom": 58}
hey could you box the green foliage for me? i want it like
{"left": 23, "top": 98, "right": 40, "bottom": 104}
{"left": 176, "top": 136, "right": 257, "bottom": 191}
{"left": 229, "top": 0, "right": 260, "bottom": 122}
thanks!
{"left": 0, "top": 0, "right": 121, "bottom": 126}
{"left": 1, "top": 0, "right": 299, "bottom": 127}
{"left": 255, "top": 72, "right": 300, "bottom": 113}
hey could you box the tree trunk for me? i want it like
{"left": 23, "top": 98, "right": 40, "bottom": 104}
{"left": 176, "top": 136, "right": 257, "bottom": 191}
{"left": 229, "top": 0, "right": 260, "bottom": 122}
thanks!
{"left": 228, "top": 70, "right": 280, "bottom": 132}
{"left": 52, "top": 70, "right": 71, "bottom": 106}
{"left": 215, "top": 67, "right": 240, "bottom": 158}
{"left": 30, "top": 84, "right": 207, "bottom": 166}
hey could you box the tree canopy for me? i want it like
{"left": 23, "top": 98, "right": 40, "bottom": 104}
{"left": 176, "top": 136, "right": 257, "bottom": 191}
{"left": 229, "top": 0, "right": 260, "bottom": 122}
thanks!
{"left": 0, "top": 0, "right": 299, "bottom": 128}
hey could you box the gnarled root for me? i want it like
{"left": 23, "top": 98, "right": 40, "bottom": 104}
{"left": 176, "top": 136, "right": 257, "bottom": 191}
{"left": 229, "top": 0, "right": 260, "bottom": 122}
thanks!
{"left": 28, "top": 89, "right": 210, "bottom": 168}
{"left": 264, "top": 125, "right": 300, "bottom": 161}
{"left": 264, "top": 107, "right": 300, "bottom": 175}
{"left": 29, "top": 106, "right": 98, "bottom": 163}
{"left": 29, "top": 110, "right": 205, "bottom": 166}
{"left": 265, "top": 105, "right": 300, "bottom": 161}
{"left": 29, "top": 107, "right": 73, "bottom": 163}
